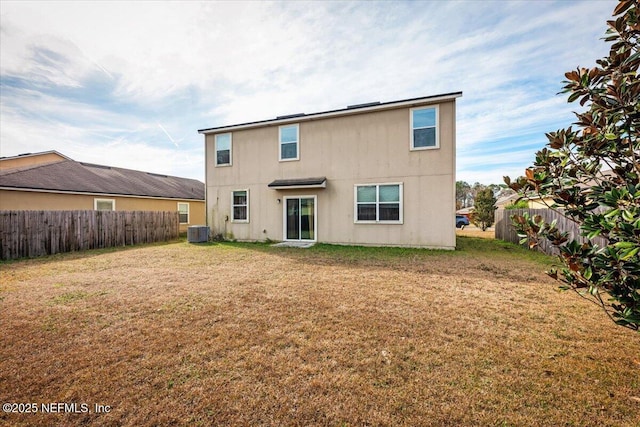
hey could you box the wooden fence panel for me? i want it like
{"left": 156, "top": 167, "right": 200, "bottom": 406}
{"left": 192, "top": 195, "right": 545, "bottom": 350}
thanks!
{"left": 495, "top": 208, "right": 608, "bottom": 255}
{"left": 0, "top": 210, "right": 179, "bottom": 260}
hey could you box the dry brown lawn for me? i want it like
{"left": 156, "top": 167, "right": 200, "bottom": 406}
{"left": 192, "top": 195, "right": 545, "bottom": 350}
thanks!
{"left": 1, "top": 238, "right": 638, "bottom": 426}
{"left": 456, "top": 225, "right": 495, "bottom": 239}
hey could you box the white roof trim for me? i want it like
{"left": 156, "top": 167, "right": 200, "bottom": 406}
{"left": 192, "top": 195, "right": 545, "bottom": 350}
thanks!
{"left": 199, "top": 92, "right": 462, "bottom": 134}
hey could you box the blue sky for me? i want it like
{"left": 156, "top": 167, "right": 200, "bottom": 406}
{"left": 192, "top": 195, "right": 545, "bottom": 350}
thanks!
{"left": 0, "top": 0, "right": 615, "bottom": 184}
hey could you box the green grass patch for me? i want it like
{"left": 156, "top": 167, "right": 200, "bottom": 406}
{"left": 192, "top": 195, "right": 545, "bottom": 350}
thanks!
{"left": 456, "top": 236, "right": 553, "bottom": 265}
{"left": 211, "top": 236, "right": 553, "bottom": 267}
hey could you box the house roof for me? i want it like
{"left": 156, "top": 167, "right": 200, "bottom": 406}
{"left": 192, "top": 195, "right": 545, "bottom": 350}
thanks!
{"left": 0, "top": 156, "right": 204, "bottom": 200}
{"left": 0, "top": 150, "right": 71, "bottom": 162}
{"left": 268, "top": 177, "right": 327, "bottom": 189}
{"left": 0, "top": 150, "right": 71, "bottom": 171}
{"left": 495, "top": 193, "right": 520, "bottom": 207}
{"left": 198, "top": 92, "right": 463, "bottom": 134}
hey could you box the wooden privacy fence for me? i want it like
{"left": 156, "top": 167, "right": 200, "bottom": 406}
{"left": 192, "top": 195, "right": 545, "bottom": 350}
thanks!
{"left": 0, "top": 210, "right": 179, "bottom": 260}
{"left": 495, "top": 208, "right": 608, "bottom": 255}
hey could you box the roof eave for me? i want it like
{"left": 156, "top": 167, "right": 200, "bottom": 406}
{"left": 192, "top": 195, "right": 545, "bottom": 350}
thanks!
{"left": 268, "top": 182, "right": 327, "bottom": 190}
{"left": 198, "top": 92, "right": 462, "bottom": 135}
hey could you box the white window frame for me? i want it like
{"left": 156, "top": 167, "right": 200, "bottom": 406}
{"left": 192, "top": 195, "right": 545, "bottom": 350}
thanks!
{"left": 353, "top": 183, "right": 403, "bottom": 224}
{"left": 231, "top": 189, "right": 249, "bottom": 223}
{"left": 279, "top": 124, "right": 299, "bottom": 162}
{"left": 215, "top": 133, "right": 232, "bottom": 167}
{"left": 410, "top": 106, "right": 439, "bottom": 151}
{"left": 178, "top": 202, "right": 189, "bottom": 224}
{"left": 94, "top": 198, "right": 115, "bottom": 211}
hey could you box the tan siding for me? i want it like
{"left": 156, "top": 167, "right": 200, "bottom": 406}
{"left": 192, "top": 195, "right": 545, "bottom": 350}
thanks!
{"left": 205, "top": 99, "right": 457, "bottom": 248}
{"left": 0, "top": 190, "right": 205, "bottom": 233}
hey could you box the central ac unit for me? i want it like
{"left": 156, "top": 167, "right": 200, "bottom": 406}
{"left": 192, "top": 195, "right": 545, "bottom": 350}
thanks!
{"left": 187, "top": 226, "right": 209, "bottom": 243}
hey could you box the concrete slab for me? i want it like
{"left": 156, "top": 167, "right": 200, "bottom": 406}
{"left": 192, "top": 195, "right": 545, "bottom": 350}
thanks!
{"left": 271, "top": 241, "right": 315, "bottom": 249}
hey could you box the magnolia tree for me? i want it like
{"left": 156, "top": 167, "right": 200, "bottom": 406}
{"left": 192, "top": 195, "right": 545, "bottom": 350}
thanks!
{"left": 505, "top": 0, "right": 639, "bottom": 330}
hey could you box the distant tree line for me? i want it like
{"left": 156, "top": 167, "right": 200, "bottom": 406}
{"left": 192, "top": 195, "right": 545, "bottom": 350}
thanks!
{"left": 456, "top": 181, "right": 514, "bottom": 210}
{"left": 455, "top": 181, "right": 513, "bottom": 231}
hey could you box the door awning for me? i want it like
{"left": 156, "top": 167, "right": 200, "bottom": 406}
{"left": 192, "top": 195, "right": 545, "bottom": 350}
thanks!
{"left": 268, "top": 177, "right": 327, "bottom": 190}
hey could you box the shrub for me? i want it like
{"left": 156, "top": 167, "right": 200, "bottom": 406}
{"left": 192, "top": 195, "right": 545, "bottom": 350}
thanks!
{"left": 505, "top": 0, "right": 639, "bottom": 331}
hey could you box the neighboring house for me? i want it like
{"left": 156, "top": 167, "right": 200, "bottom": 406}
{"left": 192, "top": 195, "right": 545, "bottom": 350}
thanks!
{"left": 455, "top": 207, "right": 473, "bottom": 219}
{"left": 199, "top": 92, "right": 462, "bottom": 249}
{"left": 495, "top": 193, "right": 554, "bottom": 210}
{"left": 496, "top": 169, "right": 618, "bottom": 211}
{"left": 0, "top": 151, "right": 205, "bottom": 232}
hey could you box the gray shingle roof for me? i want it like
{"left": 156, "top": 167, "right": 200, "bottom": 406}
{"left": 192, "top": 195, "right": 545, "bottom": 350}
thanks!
{"left": 268, "top": 177, "right": 327, "bottom": 188}
{"left": 0, "top": 159, "right": 204, "bottom": 200}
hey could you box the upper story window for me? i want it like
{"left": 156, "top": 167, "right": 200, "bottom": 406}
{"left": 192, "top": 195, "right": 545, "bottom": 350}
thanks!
{"left": 232, "top": 189, "right": 249, "bottom": 222}
{"left": 178, "top": 202, "right": 189, "bottom": 224}
{"left": 410, "top": 106, "right": 438, "bottom": 150}
{"left": 279, "top": 124, "right": 299, "bottom": 161}
{"left": 94, "top": 198, "right": 115, "bottom": 211}
{"left": 354, "top": 183, "right": 403, "bottom": 223}
{"left": 215, "top": 133, "right": 232, "bottom": 166}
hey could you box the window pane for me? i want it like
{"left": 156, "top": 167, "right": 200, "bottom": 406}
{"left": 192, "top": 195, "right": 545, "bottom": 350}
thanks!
{"left": 281, "top": 142, "right": 297, "bottom": 159}
{"left": 413, "top": 127, "right": 436, "bottom": 148}
{"left": 413, "top": 108, "right": 436, "bottom": 129}
{"left": 357, "top": 186, "right": 376, "bottom": 203}
{"left": 96, "top": 200, "right": 113, "bottom": 211}
{"left": 179, "top": 213, "right": 189, "bottom": 223}
{"left": 379, "top": 203, "right": 400, "bottom": 221}
{"left": 233, "top": 206, "right": 247, "bottom": 221}
{"left": 286, "top": 199, "right": 300, "bottom": 239}
{"left": 216, "top": 134, "right": 231, "bottom": 150}
{"left": 379, "top": 185, "right": 399, "bottom": 202}
{"left": 357, "top": 204, "right": 377, "bottom": 221}
{"left": 233, "top": 191, "right": 247, "bottom": 205}
{"left": 178, "top": 203, "right": 188, "bottom": 214}
{"left": 217, "top": 149, "right": 230, "bottom": 165}
{"left": 280, "top": 125, "right": 297, "bottom": 143}
{"left": 300, "top": 198, "right": 314, "bottom": 240}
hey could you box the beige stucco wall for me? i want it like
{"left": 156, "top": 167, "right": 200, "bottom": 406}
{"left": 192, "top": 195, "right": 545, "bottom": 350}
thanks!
{"left": 205, "top": 99, "right": 457, "bottom": 248}
{"left": 0, "top": 190, "right": 205, "bottom": 232}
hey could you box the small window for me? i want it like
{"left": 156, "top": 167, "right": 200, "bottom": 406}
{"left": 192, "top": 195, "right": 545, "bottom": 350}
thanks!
{"left": 232, "top": 190, "right": 249, "bottom": 222}
{"left": 411, "top": 106, "right": 438, "bottom": 150}
{"left": 355, "top": 183, "right": 402, "bottom": 223}
{"left": 178, "top": 203, "right": 189, "bottom": 224}
{"left": 215, "top": 133, "right": 232, "bottom": 166}
{"left": 279, "top": 124, "right": 299, "bottom": 161}
{"left": 94, "top": 198, "right": 115, "bottom": 211}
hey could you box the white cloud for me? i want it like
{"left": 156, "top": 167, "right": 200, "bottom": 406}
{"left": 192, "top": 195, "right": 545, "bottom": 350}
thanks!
{"left": 0, "top": 0, "right": 617, "bottom": 185}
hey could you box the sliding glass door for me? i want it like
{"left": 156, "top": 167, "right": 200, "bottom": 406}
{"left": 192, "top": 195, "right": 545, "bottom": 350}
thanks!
{"left": 284, "top": 196, "right": 316, "bottom": 241}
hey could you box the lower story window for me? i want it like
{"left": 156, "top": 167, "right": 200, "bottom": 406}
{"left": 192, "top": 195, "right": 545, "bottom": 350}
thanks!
{"left": 178, "top": 202, "right": 189, "bottom": 224}
{"left": 355, "top": 183, "right": 402, "bottom": 223}
{"left": 94, "top": 198, "right": 115, "bottom": 211}
{"left": 232, "top": 190, "right": 249, "bottom": 222}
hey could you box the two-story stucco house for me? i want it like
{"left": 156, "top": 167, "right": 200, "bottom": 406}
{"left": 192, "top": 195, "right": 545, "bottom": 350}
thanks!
{"left": 198, "top": 92, "right": 462, "bottom": 249}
